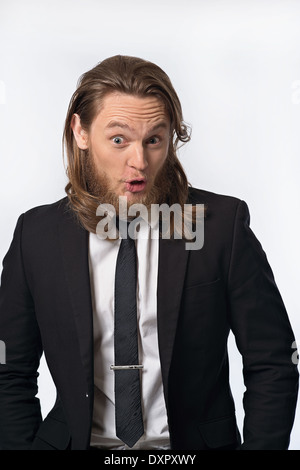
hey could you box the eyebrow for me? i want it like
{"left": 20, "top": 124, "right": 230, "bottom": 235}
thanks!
{"left": 105, "top": 120, "right": 169, "bottom": 133}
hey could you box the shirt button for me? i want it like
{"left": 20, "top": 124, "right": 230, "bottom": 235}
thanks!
{"left": 86, "top": 393, "right": 89, "bottom": 398}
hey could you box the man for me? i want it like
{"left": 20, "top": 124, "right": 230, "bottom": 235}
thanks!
{"left": 0, "top": 55, "right": 298, "bottom": 450}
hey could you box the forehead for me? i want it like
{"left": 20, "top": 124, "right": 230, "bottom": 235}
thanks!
{"left": 95, "top": 92, "right": 169, "bottom": 129}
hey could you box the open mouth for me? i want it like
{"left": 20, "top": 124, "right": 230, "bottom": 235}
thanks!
{"left": 125, "top": 179, "right": 147, "bottom": 193}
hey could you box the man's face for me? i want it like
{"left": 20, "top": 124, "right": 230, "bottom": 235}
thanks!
{"left": 78, "top": 92, "right": 171, "bottom": 206}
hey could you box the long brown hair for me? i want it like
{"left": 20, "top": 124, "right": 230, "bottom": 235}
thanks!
{"left": 63, "top": 55, "right": 192, "bottom": 233}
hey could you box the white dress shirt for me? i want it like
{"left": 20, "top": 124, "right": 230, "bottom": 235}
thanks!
{"left": 89, "top": 217, "right": 170, "bottom": 449}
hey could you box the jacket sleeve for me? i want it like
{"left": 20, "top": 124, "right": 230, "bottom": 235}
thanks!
{"left": 0, "top": 214, "right": 43, "bottom": 449}
{"left": 227, "top": 200, "right": 299, "bottom": 449}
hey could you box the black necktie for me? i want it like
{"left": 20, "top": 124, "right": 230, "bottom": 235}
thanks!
{"left": 112, "top": 221, "right": 144, "bottom": 447}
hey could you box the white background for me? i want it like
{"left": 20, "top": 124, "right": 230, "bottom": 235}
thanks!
{"left": 0, "top": 0, "right": 299, "bottom": 449}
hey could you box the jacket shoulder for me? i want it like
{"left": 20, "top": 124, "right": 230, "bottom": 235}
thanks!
{"left": 188, "top": 186, "right": 245, "bottom": 220}
{"left": 21, "top": 197, "right": 80, "bottom": 242}
{"left": 23, "top": 197, "right": 70, "bottom": 220}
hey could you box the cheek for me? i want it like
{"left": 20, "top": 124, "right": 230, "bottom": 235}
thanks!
{"left": 151, "top": 148, "right": 169, "bottom": 172}
{"left": 91, "top": 143, "right": 120, "bottom": 173}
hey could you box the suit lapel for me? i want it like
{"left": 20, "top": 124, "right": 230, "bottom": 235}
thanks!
{"left": 157, "top": 237, "right": 190, "bottom": 404}
{"left": 57, "top": 201, "right": 190, "bottom": 406}
{"left": 58, "top": 206, "right": 94, "bottom": 393}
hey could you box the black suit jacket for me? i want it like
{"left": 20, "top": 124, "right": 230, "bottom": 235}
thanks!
{"left": 0, "top": 188, "right": 298, "bottom": 450}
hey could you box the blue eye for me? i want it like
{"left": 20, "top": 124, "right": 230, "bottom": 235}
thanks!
{"left": 112, "top": 136, "right": 124, "bottom": 145}
{"left": 148, "top": 137, "right": 160, "bottom": 145}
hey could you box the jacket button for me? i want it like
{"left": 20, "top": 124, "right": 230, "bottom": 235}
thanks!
{"left": 86, "top": 393, "right": 89, "bottom": 398}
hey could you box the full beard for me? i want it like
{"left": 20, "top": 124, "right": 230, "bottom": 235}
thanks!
{"left": 83, "top": 151, "right": 174, "bottom": 215}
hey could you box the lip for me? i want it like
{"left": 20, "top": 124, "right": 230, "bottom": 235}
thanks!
{"left": 125, "top": 178, "right": 147, "bottom": 193}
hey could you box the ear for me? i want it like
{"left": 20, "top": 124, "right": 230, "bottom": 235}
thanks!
{"left": 71, "top": 113, "right": 89, "bottom": 150}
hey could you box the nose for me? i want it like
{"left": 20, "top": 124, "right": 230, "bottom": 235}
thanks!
{"left": 127, "top": 143, "right": 148, "bottom": 171}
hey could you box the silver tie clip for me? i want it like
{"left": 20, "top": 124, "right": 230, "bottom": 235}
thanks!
{"left": 110, "top": 365, "right": 144, "bottom": 370}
